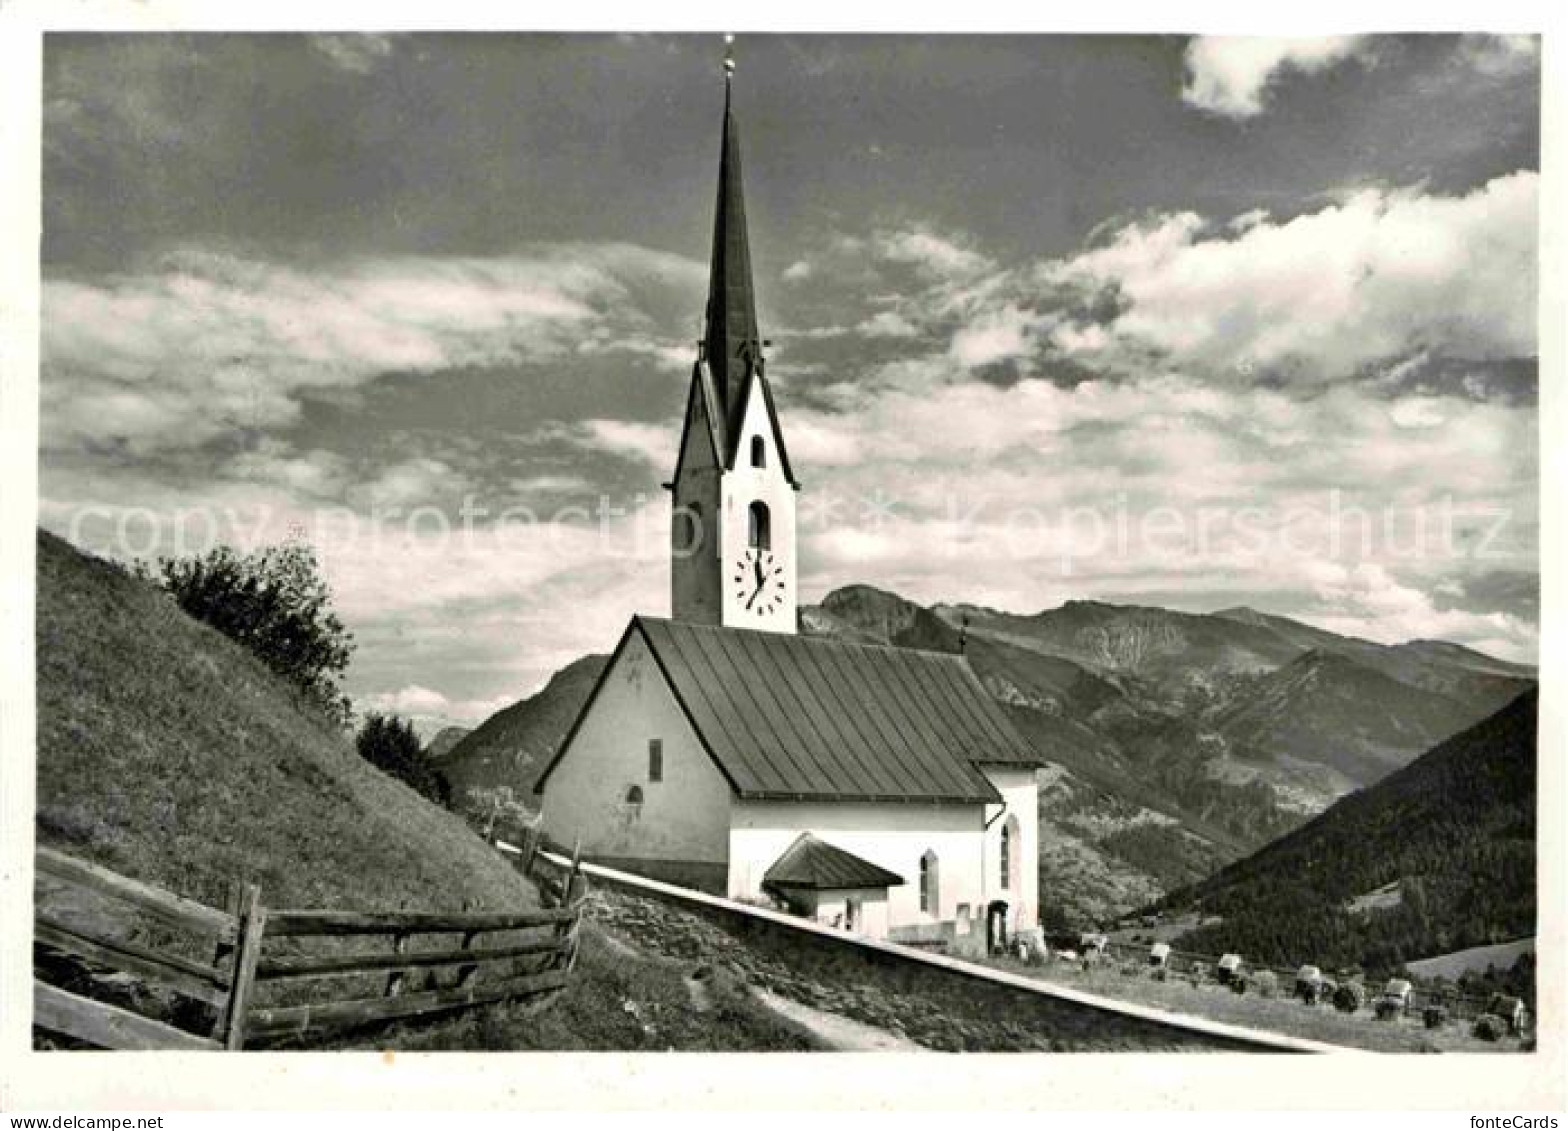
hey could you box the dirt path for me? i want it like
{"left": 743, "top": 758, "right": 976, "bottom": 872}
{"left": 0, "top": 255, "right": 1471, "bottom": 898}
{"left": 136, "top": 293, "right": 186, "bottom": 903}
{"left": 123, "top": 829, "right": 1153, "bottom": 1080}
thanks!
{"left": 600, "top": 920, "right": 923, "bottom": 1050}
{"left": 751, "top": 988, "right": 926, "bottom": 1051}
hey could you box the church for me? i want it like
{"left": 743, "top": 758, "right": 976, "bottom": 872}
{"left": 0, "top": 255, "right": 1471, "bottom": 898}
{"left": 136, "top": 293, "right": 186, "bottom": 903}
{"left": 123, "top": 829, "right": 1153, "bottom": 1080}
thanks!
{"left": 534, "top": 53, "right": 1042, "bottom": 953}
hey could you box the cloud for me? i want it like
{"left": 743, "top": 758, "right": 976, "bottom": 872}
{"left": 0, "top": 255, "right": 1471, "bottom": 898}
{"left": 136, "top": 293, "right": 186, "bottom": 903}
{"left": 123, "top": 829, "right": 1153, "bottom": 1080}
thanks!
{"left": 346, "top": 458, "right": 470, "bottom": 511}
{"left": 40, "top": 461, "right": 672, "bottom": 717}
{"left": 227, "top": 440, "right": 351, "bottom": 499}
{"left": 745, "top": 369, "right": 1535, "bottom": 661}
{"left": 358, "top": 684, "right": 513, "bottom": 728}
{"left": 41, "top": 243, "right": 701, "bottom": 455}
{"left": 1182, "top": 36, "right": 1370, "bottom": 118}
{"left": 875, "top": 227, "right": 993, "bottom": 279}
{"left": 782, "top": 260, "right": 813, "bottom": 282}
{"left": 569, "top": 420, "right": 679, "bottom": 469}
{"left": 1045, "top": 172, "right": 1537, "bottom": 382}
{"left": 857, "top": 311, "right": 920, "bottom": 339}
{"left": 309, "top": 34, "right": 395, "bottom": 75}
{"left": 1460, "top": 34, "right": 1539, "bottom": 76}
{"left": 949, "top": 305, "right": 1035, "bottom": 369}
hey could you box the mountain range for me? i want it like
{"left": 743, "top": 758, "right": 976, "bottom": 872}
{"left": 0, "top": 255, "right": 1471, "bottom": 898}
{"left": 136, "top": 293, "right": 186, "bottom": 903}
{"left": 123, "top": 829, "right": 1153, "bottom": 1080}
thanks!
{"left": 442, "top": 584, "right": 1533, "bottom": 925}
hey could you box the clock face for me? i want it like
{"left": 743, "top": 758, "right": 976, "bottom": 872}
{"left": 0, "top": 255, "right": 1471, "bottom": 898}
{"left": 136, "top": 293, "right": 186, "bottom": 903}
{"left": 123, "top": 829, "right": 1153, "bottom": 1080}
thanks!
{"left": 732, "top": 548, "right": 787, "bottom": 616}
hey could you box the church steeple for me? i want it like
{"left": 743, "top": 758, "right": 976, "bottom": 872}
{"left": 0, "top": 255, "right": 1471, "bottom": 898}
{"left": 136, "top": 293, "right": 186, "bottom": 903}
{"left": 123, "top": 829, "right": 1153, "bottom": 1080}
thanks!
{"left": 669, "top": 37, "right": 799, "bottom": 635}
{"left": 702, "top": 39, "right": 763, "bottom": 434}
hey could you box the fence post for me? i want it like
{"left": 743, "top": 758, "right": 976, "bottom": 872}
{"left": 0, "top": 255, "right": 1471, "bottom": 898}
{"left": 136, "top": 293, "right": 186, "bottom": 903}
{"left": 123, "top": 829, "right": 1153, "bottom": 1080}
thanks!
{"left": 520, "top": 825, "right": 540, "bottom": 876}
{"left": 208, "top": 880, "right": 241, "bottom": 1040}
{"left": 222, "top": 884, "right": 265, "bottom": 1051}
{"left": 454, "top": 900, "right": 479, "bottom": 991}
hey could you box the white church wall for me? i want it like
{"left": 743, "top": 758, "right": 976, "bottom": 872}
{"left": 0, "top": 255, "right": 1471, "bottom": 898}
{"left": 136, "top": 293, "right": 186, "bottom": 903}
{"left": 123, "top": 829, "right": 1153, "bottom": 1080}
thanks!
{"left": 718, "top": 376, "right": 796, "bottom": 634}
{"left": 982, "top": 766, "right": 1040, "bottom": 933}
{"left": 778, "top": 887, "right": 891, "bottom": 939}
{"left": 728, "top": 800, "right": 985, "bottom": 928}
{"left": 538, "top": 630, "right": 732, "bottom": 890}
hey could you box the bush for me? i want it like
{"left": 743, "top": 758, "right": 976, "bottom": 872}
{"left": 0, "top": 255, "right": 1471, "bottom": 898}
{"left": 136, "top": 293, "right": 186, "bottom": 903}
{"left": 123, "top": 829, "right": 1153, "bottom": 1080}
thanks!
{"left": 357, "top": 713, "right": 449, "bottom": 805}
{"left": 148, "top": 539, "right": 354, "bottom": 724}
{"left": 1254, "top": 970, "right": 1279, "bottom": 998}
{"left": 1422, "top": 1005, "right": 1449, "bottom": 1030}
{"left": 1230, "top": 975, "right": 1249, "bottom": 995}
{"left": 1333, "top": 981, "right": 1366, "bottom": 1014}
{"left": 1375, "top": 999, "right": 1403, "bottom": 1021}
{"left": 1473, "top": 1014, "right": 1506, "bottom": 1042}
{"left": 1187, "top": 961, "right": 1210, "bottom": 987}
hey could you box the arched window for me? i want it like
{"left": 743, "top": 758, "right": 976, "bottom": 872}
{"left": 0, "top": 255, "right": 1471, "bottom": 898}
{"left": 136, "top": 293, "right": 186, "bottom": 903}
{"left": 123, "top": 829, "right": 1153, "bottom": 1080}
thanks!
{"left": 751, "top": 436, "right": 767, "bottom": 468}
{"left": 919, "top": 849, "right": 940, "bottom": 915}
{"left": 1000, "top": 816, "right": 1020, "bottom": 891}
{"left": 748, "top": 500, "right": 771, "bottom": 550}
{"left": 625, "top": 785, "right": 644, "bottom": 806}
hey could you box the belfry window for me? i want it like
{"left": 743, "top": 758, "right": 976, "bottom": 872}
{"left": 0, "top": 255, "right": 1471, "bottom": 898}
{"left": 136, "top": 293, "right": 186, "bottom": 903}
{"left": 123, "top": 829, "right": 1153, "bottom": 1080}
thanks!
{"left": 751, "top": 436, "right": 767, "bottom": 468}
{"left": 919, "top": 850, "right": 940, "bottom": 915}
{"left": 648, "top": 738, "right": 663, "bottom": 783}
{"left": 748, "top": 501, "right": 771, "bottom": 550}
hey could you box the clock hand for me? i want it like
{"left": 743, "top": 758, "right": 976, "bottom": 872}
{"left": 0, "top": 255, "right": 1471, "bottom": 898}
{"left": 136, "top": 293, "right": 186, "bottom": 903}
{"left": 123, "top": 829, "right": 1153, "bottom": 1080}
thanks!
{"left": 747, "top": 557, "right": 767, "bottom": 609}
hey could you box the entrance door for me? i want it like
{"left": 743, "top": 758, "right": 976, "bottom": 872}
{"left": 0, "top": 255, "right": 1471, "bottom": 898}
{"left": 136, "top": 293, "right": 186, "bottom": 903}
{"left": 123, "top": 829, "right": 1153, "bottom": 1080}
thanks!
{"left": 986, "top": 900, "right": 1009, "bottom": 954}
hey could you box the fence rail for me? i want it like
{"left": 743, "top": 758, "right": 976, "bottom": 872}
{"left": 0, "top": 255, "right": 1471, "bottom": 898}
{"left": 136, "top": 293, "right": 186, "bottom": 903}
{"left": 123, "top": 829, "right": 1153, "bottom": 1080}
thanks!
{"left": 32, "top": 842, "right": 586, "bottom": 1050}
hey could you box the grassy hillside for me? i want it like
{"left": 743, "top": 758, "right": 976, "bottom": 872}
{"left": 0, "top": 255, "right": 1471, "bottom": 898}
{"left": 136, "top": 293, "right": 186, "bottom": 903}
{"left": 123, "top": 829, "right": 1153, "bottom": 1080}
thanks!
{"left": 1165, "top": 689, "right": 1537, "bottom": 974}
{"left": 34, "top": 530, "right": 820, "bottom": 1052}
{"left": 34, "top": 529, "right": 532, "bottom": 914}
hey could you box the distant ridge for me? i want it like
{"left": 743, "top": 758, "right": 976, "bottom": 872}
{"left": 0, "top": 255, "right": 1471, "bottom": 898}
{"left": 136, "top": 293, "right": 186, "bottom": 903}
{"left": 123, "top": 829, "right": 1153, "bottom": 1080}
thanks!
{"left": 1165, "top": 688, "right": 1537, "bottom": 972}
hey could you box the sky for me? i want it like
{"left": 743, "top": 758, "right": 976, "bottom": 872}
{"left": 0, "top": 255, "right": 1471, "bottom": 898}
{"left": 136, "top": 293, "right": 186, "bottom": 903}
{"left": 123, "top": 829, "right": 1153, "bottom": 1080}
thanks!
{"left": 39, "top": 32, "right": 1541, "bottom": 730}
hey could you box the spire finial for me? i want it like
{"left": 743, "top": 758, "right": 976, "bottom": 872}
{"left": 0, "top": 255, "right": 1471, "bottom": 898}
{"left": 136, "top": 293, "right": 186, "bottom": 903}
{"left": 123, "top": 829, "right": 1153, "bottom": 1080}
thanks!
{"left": 723, "top": 34, "right": 735, "bottom": 77}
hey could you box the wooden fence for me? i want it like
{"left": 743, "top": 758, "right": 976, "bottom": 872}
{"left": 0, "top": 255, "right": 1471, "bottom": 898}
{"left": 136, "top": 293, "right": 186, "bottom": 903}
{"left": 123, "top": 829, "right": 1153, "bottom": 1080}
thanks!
{"left": 32, "top": 843, "right": 587, "bottom": 1050}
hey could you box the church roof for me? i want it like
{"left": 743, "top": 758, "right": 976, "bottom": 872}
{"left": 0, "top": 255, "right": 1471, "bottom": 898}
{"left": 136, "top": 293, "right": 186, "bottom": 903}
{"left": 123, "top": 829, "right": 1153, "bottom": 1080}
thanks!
{"left": 537, "top": 617, "right": 1043, "bottom": 804}
{"left": 762, "top": 834, "right": 905, "bottom": 892}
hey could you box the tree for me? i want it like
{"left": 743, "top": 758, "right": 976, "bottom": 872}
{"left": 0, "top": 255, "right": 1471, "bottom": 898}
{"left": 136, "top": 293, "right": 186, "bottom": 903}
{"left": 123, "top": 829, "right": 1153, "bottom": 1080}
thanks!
{"left": 459, "top": 784, "right": 535, "bottom": 842}
{"left": 149, "top": 538, "right": 355, "bottom": 724}
{"left": 356, "top": 713, "right": 450, "bottom": 805}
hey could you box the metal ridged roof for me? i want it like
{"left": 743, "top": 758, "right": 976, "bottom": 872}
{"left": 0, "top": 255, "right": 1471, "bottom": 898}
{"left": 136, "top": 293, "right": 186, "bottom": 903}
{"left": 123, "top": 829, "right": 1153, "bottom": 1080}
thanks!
{"left": 763, "top": 833, "right": 905, "bottom": 891}
{"left": 634, "top": 617, "right": 1040, "bottom": 803}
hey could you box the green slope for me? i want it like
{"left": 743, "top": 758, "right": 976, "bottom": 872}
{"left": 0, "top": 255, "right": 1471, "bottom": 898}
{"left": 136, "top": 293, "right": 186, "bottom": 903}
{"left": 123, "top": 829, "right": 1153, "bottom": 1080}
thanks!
{"left": 34, "top": 529, "right": 532, "bottom": 914}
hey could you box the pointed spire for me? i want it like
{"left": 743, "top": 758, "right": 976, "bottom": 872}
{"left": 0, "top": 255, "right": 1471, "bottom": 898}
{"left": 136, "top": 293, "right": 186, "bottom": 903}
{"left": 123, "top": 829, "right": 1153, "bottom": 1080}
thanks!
{"left": 702, "top": 35, "right": 763, "bottom": 427}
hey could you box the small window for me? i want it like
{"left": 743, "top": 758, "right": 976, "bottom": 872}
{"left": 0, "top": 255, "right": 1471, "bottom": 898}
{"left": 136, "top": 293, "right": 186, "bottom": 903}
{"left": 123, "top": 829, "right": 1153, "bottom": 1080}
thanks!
{"left": 625, "top": 785, "right": 644, "bottom": 805}
{"left": 751, "top": 436, "right": 766, "bottom": 468}
{"left": 1000, "top": 822, "right": 1011, "bottom": 891}
{"left": 648, "top": 738, "right": 663, "bottom": 783}
{"left": 748, "top": 500, "right": 771, "bottom": 550}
